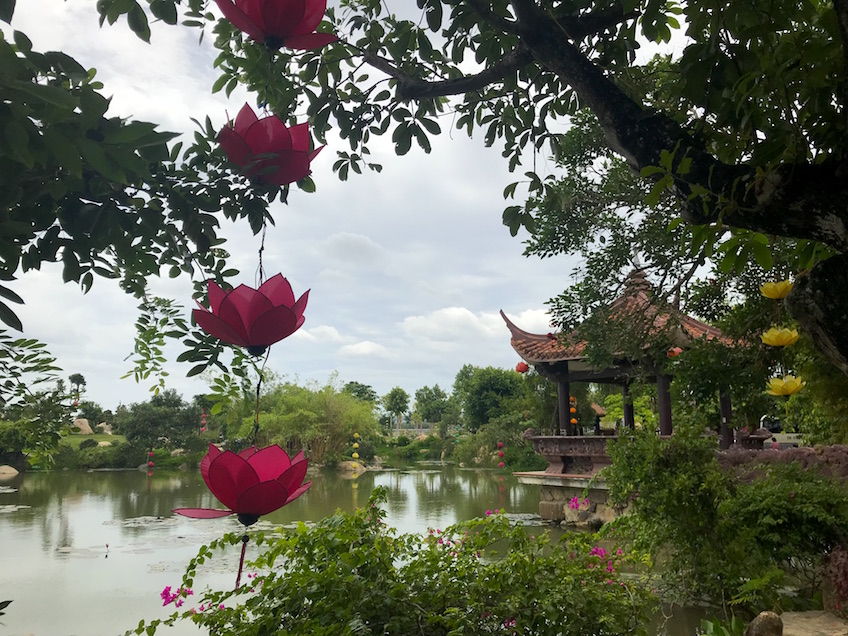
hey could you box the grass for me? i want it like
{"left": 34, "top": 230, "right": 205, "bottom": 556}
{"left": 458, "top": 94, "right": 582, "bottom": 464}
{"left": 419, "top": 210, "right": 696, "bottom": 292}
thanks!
{"left": 61, "top": 433, "right": 127, "bottom": 449}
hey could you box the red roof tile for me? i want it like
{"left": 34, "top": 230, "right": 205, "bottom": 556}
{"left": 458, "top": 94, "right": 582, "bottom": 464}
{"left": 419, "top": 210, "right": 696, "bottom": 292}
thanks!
{"left": 502, "top": 269, "right": 731, "bottom": 365}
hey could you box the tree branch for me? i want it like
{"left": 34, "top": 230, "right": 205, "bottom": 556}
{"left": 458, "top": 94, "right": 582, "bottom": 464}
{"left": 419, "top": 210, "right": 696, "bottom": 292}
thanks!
{"left": 364, "top": 47, "right": 535, "bottom": 99}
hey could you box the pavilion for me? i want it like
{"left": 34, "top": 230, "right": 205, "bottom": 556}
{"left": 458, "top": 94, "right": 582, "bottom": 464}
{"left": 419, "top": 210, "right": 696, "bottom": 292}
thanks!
{"left": 501, "top": 269, "right": 736, "bottom": 448}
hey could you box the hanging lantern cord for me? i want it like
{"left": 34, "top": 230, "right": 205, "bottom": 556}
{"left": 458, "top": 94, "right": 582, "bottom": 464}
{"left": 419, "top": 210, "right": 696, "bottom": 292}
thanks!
{"left": 256, "top": 225, "right": 267, "bottom": 288}
{"left": 252, "top": 370, "right": 264, "bottom": 447}
{"left": 235, "top": 533, "right": 250, "bottom": 591}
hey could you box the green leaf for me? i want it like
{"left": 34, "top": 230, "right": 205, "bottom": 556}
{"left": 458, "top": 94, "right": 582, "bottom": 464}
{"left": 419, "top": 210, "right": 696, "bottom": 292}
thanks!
{"left": 0, "top": 300, "right": 22, "bottom": 331}
{"left": 43, "top": 130, "right": 82, "bottom": 177}
{"left": 0, "top": 0, "right": 15, "bottom": 23}
{"left": 0, "top": 283, "right": 23, "bottom": 305}
{"left": 751, "top": 241, "right": 774, "bottom": 270}
{"left": 127, "top": 4, "right": 151, "bottom": 42}
{"left": 186, "top": 363, "right": 207, "bottom": 377}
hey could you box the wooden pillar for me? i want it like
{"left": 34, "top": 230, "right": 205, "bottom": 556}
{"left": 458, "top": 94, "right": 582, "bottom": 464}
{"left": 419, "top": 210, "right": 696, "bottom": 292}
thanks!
{"left": 557, "top": 381, "right": 570, "bottom": 436}
{"left": 657, "top": 374, "right": 673, "bottom": 436}
{"left": 719, "top": 392, "right": 733, "bottom": 450}
{"left": 622, "top": 382, "right": 635, "bottom": 430}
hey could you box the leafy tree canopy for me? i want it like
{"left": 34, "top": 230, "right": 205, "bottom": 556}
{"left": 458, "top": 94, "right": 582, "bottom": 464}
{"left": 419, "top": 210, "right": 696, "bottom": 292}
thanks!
{"left": 114, "top": 388, "right": 200, "bottom": 448}
{"left": 383, "top": 386, "right": 410, "bottom": 420}
{"left": 413, "top": 384, "right": 449, "bottom": 423}
{"left": 342, "top": 380, "right": 379, "bottom": 403}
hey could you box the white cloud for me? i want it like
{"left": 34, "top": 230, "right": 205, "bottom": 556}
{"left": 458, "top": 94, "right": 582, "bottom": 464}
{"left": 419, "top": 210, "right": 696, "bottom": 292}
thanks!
{"left": 1, "top": 1, "right": 582, "bottom": 408}
{"left": 338, "top": 341, "right": 390, "bottom": 357}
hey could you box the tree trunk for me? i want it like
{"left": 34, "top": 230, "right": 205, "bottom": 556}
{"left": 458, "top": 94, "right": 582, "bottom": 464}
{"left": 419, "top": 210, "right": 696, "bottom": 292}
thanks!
{"left": 787, "top": 254, "right": 848, "bottom": 375}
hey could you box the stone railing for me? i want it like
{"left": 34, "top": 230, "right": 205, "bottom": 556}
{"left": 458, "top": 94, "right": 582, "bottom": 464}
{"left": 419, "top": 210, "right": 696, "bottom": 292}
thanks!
{"left": 527, "top": 435, "right": 614, "bottom": 476}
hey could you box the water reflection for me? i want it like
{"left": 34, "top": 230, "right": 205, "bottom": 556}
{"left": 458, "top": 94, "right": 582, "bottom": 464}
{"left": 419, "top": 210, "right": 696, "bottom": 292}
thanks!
{"left": 0, "top": 464, "right": 545, "bottom": 636}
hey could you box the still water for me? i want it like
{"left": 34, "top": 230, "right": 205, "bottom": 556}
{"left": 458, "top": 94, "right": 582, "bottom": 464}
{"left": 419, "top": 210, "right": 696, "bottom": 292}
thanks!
{"left": 0, "top": 465, "right": 546, "bottom": 636}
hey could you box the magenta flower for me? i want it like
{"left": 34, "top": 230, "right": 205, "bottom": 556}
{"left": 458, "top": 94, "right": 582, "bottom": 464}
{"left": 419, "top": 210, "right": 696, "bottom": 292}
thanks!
{"left": 193, "top": 274, "right": 308, "bottom": 356}
{"left": 497, "top": 461, "right": 505, "bottom": 468}
{"left": 214, "top": 0, "right": 338, "bottom": 50}
{"left": 219, "top": 104, "right": 324, "bottom": 186}
{"left": 174, "top": 444, "right": 311, "bottom": 526}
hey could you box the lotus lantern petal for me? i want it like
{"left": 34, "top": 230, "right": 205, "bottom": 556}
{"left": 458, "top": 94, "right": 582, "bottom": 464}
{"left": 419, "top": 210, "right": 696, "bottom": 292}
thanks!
{"left": 760, "top": 280, "right": 793, "bottom": 299}
{"left": 174, "top": 444, "right": 311, "bottom": 526}
{"left": 760, "top": 327, "right": 800, "bottom": 347}
{"left": 214, "top": 0, "right": 338, "bottom": 50}
{"left": 193, "top": 274, "right": 308, "bottom": 356}
{"left": 765, "top": 375, "right": 806, "bottom": 396}
{"left": 219, "top": 104, "right": 324, "bottom": 186}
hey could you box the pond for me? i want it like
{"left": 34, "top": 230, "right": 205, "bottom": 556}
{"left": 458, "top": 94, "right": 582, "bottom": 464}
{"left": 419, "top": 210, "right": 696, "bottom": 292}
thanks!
{"left": 0, "top": 464, "right": 548, "bottom": 636}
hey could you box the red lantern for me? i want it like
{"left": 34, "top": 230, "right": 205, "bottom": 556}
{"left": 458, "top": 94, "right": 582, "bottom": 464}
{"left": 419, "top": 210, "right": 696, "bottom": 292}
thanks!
{"left": 214, "top": 0, "right": 338, "bottom": 51}
{"left": 515, "top": 361, "right": 529, "bottom": 373}
{"left": 667, "top": 346, "right": 683, "bottom": 358}
{"left": 174, "top": 444, "right": 310, "bottom": 527}
{"left": 570, "top": 418, "right": 578, "bottom": 425}
{"left": 218, "top": 104, "right": 325, "bottom": 187}
{"left": 193, "top": 274, "right": 309, "bottom": 357}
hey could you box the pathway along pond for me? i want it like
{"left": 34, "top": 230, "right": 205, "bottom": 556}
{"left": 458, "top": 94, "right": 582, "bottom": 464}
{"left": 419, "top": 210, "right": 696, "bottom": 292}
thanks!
{"left": 0, "top": 464, "right": 550, "bottom": 636}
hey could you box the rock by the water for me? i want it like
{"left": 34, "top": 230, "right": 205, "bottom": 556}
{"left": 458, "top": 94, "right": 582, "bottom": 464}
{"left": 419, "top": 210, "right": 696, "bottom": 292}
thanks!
{"left": 73, "top": 418, "right": 94, "bottom": 435}
{"left": 0, "top": 465, "right": 19, "bottom": 478}
{"left": 338, "top": 460, "right": 366, "bottom": 475}
{"left": 97, "top": 441, "right": 112, "bottom": 447}
{"left": 745, "top": 612, "right": 782, "bottom": 636}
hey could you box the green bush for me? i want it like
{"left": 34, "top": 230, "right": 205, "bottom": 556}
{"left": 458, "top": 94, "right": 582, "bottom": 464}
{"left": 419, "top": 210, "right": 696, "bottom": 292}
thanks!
{"left": 605, "top": 428, "right": 848, "bottom": 612}
{"left": 453, "top": 413, "right": 546, "bottom": 471}
{"left": 78, "top": 438, "right": 98, "bottom": 450}
{"left": 133, "top": 488, "right": 656, "bottom": 636}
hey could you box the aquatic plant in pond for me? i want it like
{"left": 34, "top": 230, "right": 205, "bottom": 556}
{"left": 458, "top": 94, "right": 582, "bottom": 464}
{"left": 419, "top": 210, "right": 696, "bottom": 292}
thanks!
{"left": 131, "top": 488, "right": 655, "bottom": 636}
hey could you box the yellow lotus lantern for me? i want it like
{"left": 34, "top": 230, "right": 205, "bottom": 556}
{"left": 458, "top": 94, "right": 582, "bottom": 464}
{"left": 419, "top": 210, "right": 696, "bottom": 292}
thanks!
{"left": 761, "top": 327, "right": 800, "bottom": 347}
{"left": 766, "top": 375, "right": 805, "bottom": 396}
{"left": 353, "top": 442, "right": 360, "bottom": 449}
{"left": 760, "top": 280, "right": 793, "bottom": 299}
{"left": 352, "top": 452, "right": 360, "bottom": 459}
{"left": 353, "top": 432, "right": 360, "bottom": 439}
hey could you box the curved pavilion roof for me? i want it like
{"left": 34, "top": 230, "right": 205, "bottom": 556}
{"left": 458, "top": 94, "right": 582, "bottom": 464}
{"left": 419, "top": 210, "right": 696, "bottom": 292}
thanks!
{"left": 501, "top": 269, "right": 730, "bottom": 371}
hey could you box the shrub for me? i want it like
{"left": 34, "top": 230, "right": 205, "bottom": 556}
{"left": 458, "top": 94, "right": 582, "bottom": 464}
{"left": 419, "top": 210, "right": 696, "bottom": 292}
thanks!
{"left": 132, "top": 489, "right": 656, "bottom": 636}
{"left": 605, "top": 428, "right": 848, "bottom": 612}
{"left": 78, "top": 438, "right": 98, "bottom": 450}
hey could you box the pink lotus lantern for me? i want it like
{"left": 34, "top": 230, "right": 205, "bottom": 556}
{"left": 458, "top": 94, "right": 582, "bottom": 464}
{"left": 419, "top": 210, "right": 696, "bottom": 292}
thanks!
{"left": 218, "top": 104, "right": 324, "bottom": 186}
{"left": 214, "top": 0, "right": 338, "bottom": 50}
{"left": 193, "top": 274, "right": 309, "bottom": 356}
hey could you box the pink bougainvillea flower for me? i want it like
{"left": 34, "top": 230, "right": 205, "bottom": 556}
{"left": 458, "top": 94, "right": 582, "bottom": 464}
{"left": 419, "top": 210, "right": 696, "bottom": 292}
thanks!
{"left": 515, "top": 361, "right": 529, "bottom": 373}
{"left": 193, "top": 274, "right": 308, "bottom": 356}
{"left": 214, "top": 0, "right": 338, "bottom": 50}
{"left": 218, "top": 104, "right": 324, "bottom": 186}
{"left": 174, "top": 444, "right": 310, "bottom": 526}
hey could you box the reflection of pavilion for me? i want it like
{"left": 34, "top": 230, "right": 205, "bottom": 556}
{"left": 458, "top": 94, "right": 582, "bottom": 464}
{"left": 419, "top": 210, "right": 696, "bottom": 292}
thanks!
{"left": 502, "top": 270, "right": 738, "bottom": 522}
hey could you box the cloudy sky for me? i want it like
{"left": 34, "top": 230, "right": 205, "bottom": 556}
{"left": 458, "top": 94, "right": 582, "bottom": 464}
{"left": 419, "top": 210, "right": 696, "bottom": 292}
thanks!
{"left": 4, "top": 1, "right": 579, "bottom": 411}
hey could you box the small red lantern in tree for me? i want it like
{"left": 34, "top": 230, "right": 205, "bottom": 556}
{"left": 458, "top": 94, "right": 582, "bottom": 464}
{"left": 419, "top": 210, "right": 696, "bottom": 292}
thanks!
{"left": 515, "top": 361, "right": 529, "bottom": 373}
{"left": 218, "top": 104, "right": 324, "bottom": 186}
{"left": 193, "top": 274, "right": 309, "bottom": 356}
{"left": 214, "top": 0, "right": 338, "bottom": 51}
{"left": 496, "top": 441, "right": 504, "bottom": 449}
{"left": 667, "top": 346, "right": 683, "bottom": 358}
